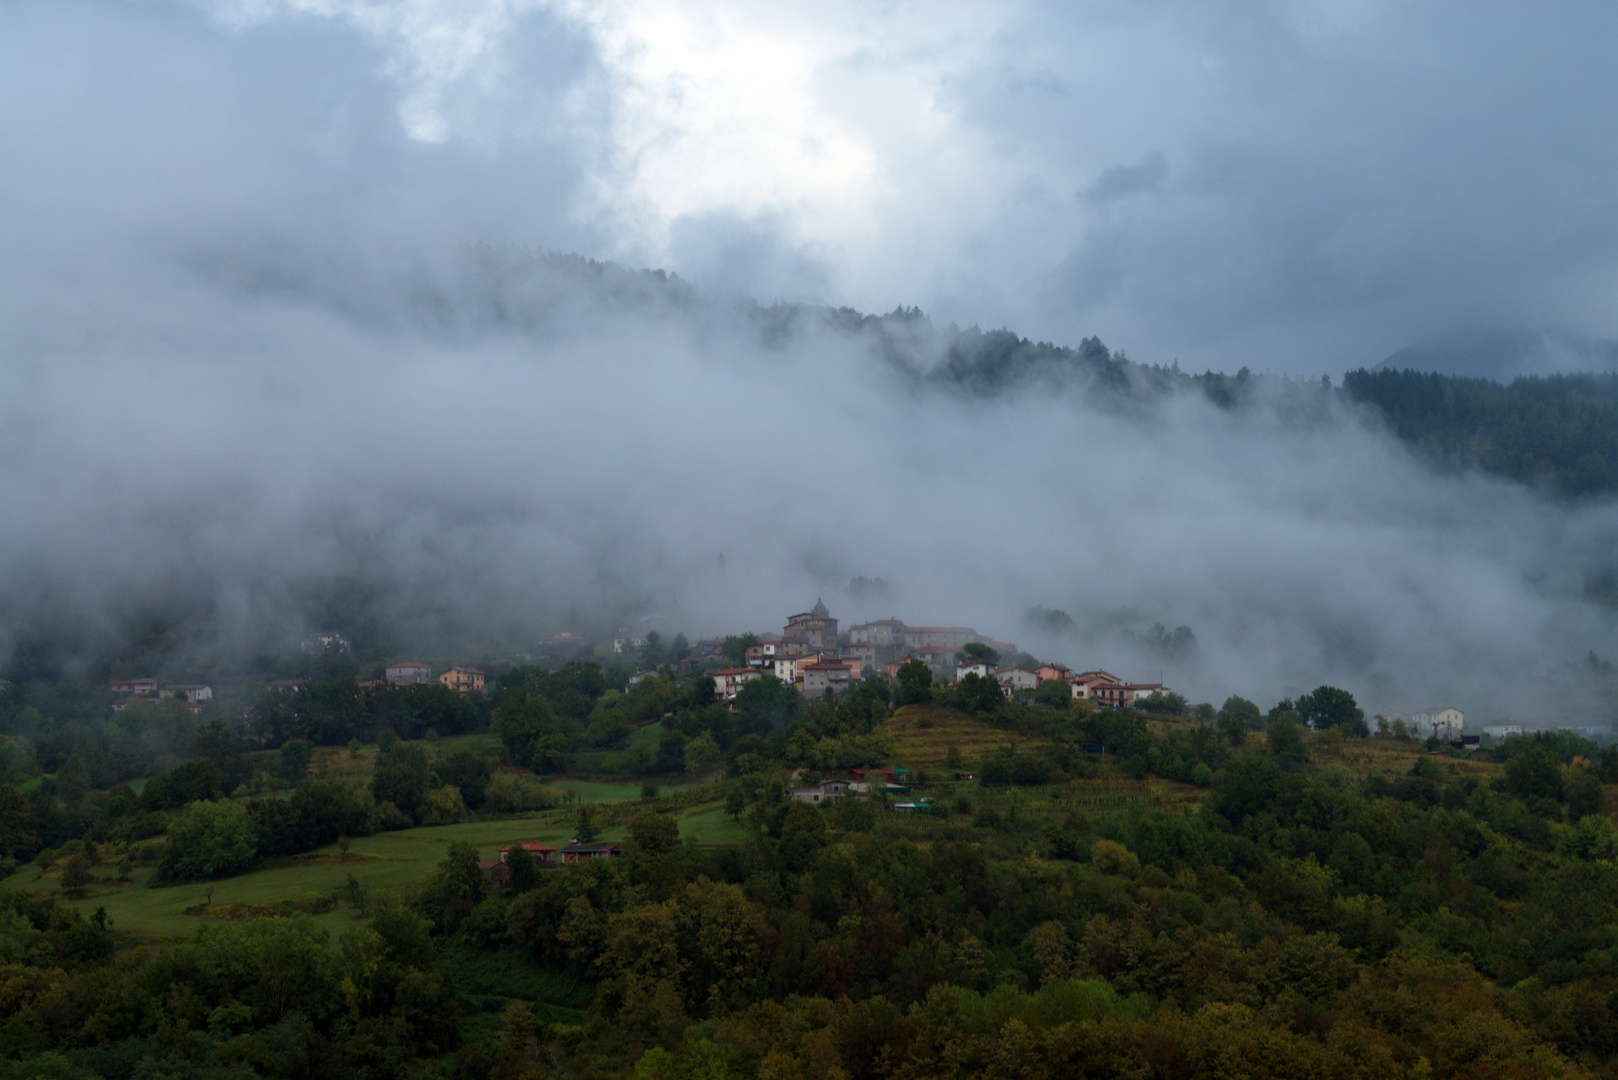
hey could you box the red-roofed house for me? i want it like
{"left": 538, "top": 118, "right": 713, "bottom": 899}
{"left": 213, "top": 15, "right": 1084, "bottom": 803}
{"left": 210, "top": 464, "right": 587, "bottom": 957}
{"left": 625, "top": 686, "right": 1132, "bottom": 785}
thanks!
{"left": 712, "top": 667, "right": 765, "bottom": 702}
{"left": 386, "top": 661, "right": 433, "bottom": 686}
{"left": 801, "top": 661, "right": 854, "bottom": 697}
{"left": 499, "top": 843, "right": 558, "bottom": 867}
{"left": 996, "top": 667, "right": 1041, "bottom": 692}
{"left": 110, "top": 678, "right": 158, "bottom": 701}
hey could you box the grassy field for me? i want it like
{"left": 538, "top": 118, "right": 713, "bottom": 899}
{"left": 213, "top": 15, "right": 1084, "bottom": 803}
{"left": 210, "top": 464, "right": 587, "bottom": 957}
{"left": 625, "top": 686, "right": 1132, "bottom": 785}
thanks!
{"left": 551, "top": 777, "right": 701, "bottom": 803}
{"left": 19, "top": 779, "right": 738, "bottom": 937}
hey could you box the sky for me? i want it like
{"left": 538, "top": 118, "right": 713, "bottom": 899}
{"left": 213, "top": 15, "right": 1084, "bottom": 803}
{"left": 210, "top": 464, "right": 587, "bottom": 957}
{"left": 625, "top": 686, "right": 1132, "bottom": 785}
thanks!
{"left": 9, "top": 1, "right": 1618, "bottom": 371}
{"left": 3, "top": 0, "right": 1618, "bottom": 719}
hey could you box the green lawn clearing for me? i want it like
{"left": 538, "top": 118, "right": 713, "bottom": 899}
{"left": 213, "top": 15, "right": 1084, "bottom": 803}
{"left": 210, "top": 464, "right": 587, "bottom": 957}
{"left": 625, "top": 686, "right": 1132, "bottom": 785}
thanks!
{"left": 21, "top": 790, "right": 735, "bottom": 937}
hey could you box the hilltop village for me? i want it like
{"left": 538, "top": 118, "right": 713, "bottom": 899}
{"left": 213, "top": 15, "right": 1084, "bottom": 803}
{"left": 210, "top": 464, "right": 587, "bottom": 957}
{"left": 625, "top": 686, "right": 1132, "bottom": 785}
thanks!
{"left": 91, "top": 600, "right": 1543, "bottom": 744}
{"left": 698, "top": 599, "right": 1169, "bottom": 707}
{"left": 96, "top": 598, "right": 1178, "bottom": 717}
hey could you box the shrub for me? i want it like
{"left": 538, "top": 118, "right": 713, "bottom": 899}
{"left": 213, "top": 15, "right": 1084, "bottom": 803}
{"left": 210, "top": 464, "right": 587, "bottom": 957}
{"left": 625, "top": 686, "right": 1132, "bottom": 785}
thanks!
{"left": 162, "top": 800, "right": 259, "bottom": 882}
{"left": 59, "top": 854, "right": 91, "bottom": 894}
{"left": 370, "top": 800, "right": 409, "bottom": 832}
{"left": 422, "top": 786, "right": 468, "bottom": 826}
{"left": 485, "top": 772, "right": 550, "bottom": 814}
{"left": 1089, "top": 839, "right": 1140, "bottom": 877}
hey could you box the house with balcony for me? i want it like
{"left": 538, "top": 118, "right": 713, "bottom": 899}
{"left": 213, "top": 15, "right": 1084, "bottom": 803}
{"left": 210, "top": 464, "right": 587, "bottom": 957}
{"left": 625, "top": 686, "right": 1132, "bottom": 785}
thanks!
{"left": 439, "top": 666, "right": 486, "bottom": 693}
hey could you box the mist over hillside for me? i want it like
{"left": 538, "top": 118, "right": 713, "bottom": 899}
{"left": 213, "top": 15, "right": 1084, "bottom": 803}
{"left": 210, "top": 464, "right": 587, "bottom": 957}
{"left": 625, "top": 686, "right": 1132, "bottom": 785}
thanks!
{"left": 9, "top": 1, "right": 1618, "bottom": 725}
{"left": 1, "top": 244, "right": 1616, "bottom": 726}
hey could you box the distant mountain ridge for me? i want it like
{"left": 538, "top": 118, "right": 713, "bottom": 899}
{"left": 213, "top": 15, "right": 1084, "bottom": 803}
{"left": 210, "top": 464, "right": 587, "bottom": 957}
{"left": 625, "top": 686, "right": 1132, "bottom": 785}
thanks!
{"left": 1377, "top": 328, "right": 1618, "bottom": 382}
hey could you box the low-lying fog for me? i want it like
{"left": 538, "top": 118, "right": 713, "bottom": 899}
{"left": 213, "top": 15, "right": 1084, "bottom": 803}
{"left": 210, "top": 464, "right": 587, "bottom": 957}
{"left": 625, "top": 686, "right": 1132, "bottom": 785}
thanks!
{"left": 2, "top": 246, "right": 1616, "bottom": 725}
{"left": 4, "top": 0, "right": 1618, "bottom": 725}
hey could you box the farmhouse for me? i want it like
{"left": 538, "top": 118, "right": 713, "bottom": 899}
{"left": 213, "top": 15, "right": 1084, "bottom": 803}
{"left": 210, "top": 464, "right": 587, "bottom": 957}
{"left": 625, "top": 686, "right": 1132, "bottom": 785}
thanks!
{"left": 438, "top": 666, "right": 485, "bottom": 693}
{"left": 996, "top": 667, "right": 1041, "bottom": 692}
{"left": 385, "top": 661, "right": 433, "bottom": 686}
{"left": 499, "top": 843, "right": 557, "bottom": 866}
{"left": 158, "top": 684, "right": 212, "bottom": 702}
{"left": 1410, "top": 706, "right": 1464, "bottom": 737}
{"left": 110, "top": 678, "right": 158, "bottom": 700}
{"left": 790, "top": 779, "right": 851, "bottom": 805}
{"left": 558, "top": 843, "right": 620, "bottom": 863}
{"left": 1069, "top": 673, "right": 1117, "bottom": 700}
{"left": 711, "top": 667, "right": 765, "bottom": 702}
{"left": 801, "top": 661, "right": 854, "bottom": 697}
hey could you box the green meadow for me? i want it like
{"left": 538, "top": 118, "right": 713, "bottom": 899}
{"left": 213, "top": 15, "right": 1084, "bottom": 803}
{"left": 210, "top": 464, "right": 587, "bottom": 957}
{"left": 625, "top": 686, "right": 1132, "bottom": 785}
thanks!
{"left": 18, "top": 781, "right": 740, "bottom": 938}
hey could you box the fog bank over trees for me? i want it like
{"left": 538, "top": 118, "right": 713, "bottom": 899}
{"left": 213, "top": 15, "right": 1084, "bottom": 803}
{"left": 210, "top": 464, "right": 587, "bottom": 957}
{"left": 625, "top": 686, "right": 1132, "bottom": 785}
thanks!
{"left": 1, "top": 246, "right": 1616, "bottom": 724}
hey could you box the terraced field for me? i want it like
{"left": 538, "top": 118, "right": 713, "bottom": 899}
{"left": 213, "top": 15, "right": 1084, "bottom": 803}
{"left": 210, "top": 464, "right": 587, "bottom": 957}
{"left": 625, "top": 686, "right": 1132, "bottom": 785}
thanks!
{"left": 881, "top": 704, "right": 1048, "bottom": 770}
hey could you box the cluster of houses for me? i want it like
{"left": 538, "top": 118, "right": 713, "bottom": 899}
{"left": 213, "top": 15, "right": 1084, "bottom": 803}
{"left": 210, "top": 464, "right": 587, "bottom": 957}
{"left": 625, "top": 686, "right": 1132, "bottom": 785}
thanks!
{"left": 1368, "top": 708, "right": 1608, "bottom": 747}
{"left": 1373, "top": 706, "right": 1465, "bottom": 739}
{"left": 702, "top": 600, "right": 1167, "bottom": 705}
{"left": 109, "top": 600, "right": 1162, "bottom": 715}
{"left": 109, "top": 678, "right": 214, "bottom": 713}
{"left": 107, "top": 660, "right": 491, "bottom": 708}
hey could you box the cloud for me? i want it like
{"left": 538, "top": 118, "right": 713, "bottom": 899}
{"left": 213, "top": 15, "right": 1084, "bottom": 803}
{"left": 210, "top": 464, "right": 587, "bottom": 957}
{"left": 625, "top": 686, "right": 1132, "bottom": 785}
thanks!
{"left": 2, "top": 1, "right": 1618, "bottom": 725}
{"left": 1082, "top": 152, "right": 1167, "bottom": 205}
{"left": 126, "top": 1, "right": 1618, "bottom": 374}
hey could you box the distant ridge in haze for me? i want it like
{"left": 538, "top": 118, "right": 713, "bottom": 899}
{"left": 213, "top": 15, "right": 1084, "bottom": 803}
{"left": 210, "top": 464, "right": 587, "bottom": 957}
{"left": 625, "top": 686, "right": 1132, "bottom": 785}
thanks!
{"left": 1378, "top": 328, "right": 1618, "bottom": 382}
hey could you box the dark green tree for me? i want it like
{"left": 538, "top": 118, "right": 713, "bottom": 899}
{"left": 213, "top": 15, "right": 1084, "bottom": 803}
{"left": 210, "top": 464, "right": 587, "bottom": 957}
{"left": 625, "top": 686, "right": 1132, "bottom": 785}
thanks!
{"left": 1219, "top": 695, "right": 1260, "bottom": 723}
{"left": 893, "top": 659, "right": 933, "bottom": 707}
{"left": 1296, "top": 686, "right": 1366, "bottom": 734}
{"left": 733, "top": 674, "right": 801, "bottom": 736}
{"left": 952, "top": 672, "right": 1004, "bottom": 715}
{"left": 721, "top": 633, "right": 758, "bottom": 665}
{"left": 491, "top": 690, "right": 558, "bottom": 769}
{"left": 1506, "top": 745, "right": 1564, "bottom": 801}
{"left": 1267, "top": 714, "right": 1308, "bottom": 760}
{"left": 638, "top": 631, "right": 666, "bottom": 669}
{"left": 575, "top": 805, "right": 598, "bottom": 844}
{"left": 276, "top": 738, "right": 313, "bottom": 784}
{"left": 955, "top": 642, "right": 1000, "bottom": 667}
{"left": 60, "top": 853, "right": 91, "bottom": 895}
{"left": 505, "top": 844, "right": 538, "bottom": 894}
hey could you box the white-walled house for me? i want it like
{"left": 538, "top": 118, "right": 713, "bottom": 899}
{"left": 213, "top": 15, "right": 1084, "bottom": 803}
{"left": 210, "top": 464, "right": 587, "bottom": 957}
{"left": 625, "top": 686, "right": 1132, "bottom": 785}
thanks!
{"left": 996, "top": 667, "right": 1041, "bottom": 692}
{"left": 956, "top": 661, "right": 992, "bottom": 681}
{"left": 385, "top": 661, "right": 433, "bottom": 686}
{"left": 711, "top": 668, "right": 765, "bottom": 702}
{"left": 1410, "top": 707, "right": 1464, "bottom": 738}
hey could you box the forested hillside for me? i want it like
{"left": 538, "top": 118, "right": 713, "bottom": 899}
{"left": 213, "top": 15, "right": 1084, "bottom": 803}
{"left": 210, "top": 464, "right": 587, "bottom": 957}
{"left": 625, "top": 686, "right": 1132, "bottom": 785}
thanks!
{"left": 1342, "top": 368, "right": 1618, "bottom": 496}
{"left": 0, "top": 661, "right": 1617, "bottom": 1077}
